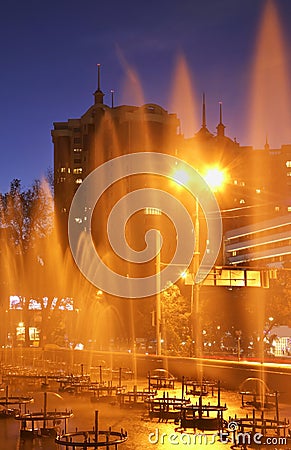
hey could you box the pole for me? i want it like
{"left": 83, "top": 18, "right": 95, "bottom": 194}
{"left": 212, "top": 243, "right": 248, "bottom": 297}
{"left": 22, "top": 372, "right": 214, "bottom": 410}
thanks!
{"left": 192, "top": 198, "right": 201, "bottom": 359}
{"left": 238, "top": 336, "right": 241, "bottom": 362}
{"left": 43, "top": 391, "right": 47, "bottom": 430}
{"left": 94, "top": 410, "right": 99, "bottom": 442}
{"left": 156, "top": 232, "right": 162, "bottom": 356}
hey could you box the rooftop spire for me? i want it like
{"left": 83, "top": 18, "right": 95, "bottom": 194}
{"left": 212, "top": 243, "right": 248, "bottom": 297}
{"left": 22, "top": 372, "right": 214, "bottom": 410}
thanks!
{"left": 202, "top": 92, "right": 206, "bottom": 128}
{"left": 195, "top": 92, "right": 213, "bottom": 139}
{"left": 111, "top": 89, "right": 114, "bottom": 108}
{"left": 216, "top": 101, "right": 225, "bottom": 137}
{"left": 97, "top": 63, "right": 101, "bottom": 91}
{"left": 94, "top": 63, "right": 104, "bottom": 105}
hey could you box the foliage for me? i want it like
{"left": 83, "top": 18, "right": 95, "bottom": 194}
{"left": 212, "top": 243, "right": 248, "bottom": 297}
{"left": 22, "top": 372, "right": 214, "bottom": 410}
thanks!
{"left": 0, "top": 178, "right": 53, "bottom": 251}
{"left": 266, "top": 270, "right": 291, "bottom": 328}
{"left": 161, "top": 284, "right": 190, "bottom": 354}
{"left": 0, "top": 177, "right": 67, "bottom": 347}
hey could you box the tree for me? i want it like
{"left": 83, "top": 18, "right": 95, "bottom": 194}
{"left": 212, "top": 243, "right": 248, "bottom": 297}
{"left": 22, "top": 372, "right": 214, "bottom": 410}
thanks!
{"left": 161, "top": 284, "right": 190, "bottom": 355}
{"left": 0, "top": 178, "right": 53, "bottom": 250}
{"left": 266, "top": 271, "right": 291, "bottom": 328}
{"left": 0, "top": 178, "right": 60, "bottom": 346}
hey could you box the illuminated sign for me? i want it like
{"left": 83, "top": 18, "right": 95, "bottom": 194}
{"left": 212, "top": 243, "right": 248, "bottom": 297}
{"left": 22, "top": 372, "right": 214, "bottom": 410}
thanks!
{"left": 185, "top": 267, "right": 266, "bottom": 288}
{"left": 9, "top": 296, "right": 74, "bottom": 310}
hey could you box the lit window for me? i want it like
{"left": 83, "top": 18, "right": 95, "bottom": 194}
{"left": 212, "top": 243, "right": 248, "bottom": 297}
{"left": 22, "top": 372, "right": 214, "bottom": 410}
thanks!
{"left": 16, "top": 324, "right": 25, "bottom": 341}
{"left": 73, "top": 148, "right": 82, "bottom": 152}
{"left": 239, "top": 199, "right": 245, "bottom": 204}
{"left": 73, "top": 168, "right": 83, "bottom": 174}
{"left": 288, "top": 206, "right": 291, "bottom": 212}
{"left": 256, "top": 189, "right": 261, "bottom": 194}
{"left": 9, "top": 295, "right": 22, "bottom": 309}
{"left": 233, "top": 180, "right": 238, "bottom": 185}
{"left": 29, "top": 327, "right": 40, "bottom": 341}
{"left": 67, "top": 168, "right": 71, "bottom": 173}
{"left": 286, "top": 161, "right": 291, "bottom": 167}
{"left": 144, "top": 207, "right": 162, "bottom": 215}
{"left": 59, "top": 177, "right": 66, "bottom": 182}
{"left": 76, "top": 178, "right": 82, "bottom": 184}
{"left": 75, "top": 217, "right": 82, "bottom": 224}
{"left": 60, "top": 167, "right": 66, "bottom": 173}
{"left": 28, "top": 299, "right": 42, "bottom": 310}
{"left": 275, "top": 206, "right": 280, "bottom": 212}
{"left": 287, "top": 172, "right": 291, "bottom": 177}
{"left": 239, "top": 181, "right": 245, "bottom": 186}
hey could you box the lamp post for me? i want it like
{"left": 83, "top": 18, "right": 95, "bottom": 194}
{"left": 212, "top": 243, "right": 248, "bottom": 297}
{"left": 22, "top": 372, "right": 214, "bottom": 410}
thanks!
{"left": 235, "top": 330, "right": 242, "bottom": 361}
{"left": 145, "top": 207, "right": 163, "bottom": 356}
{"left": 192, "top": 196, "right": 201, "bottom": 357}
{"left": 156, "top": 231, "right": 162, "bottom": 356}
{"left": 175, "top": 166, "right": 226, "bottom": 357}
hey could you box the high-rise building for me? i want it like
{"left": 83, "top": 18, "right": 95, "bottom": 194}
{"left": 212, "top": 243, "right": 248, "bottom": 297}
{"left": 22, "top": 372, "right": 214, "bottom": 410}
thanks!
{"left": 52, "top": 66, "right": 180, "bottom": 246}
{"left": 52, "top": 69, "right": 291, "bottom": 261}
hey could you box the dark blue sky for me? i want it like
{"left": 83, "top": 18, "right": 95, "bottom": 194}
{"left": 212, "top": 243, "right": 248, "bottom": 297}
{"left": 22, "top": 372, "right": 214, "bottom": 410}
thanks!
{"left": 1, "top": 0, "right": 291, "bottom": 192}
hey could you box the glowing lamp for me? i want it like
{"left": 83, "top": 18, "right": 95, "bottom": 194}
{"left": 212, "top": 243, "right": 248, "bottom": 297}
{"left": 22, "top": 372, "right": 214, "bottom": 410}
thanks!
{"left": 204, "top": 168, "right": 225, "bottom": 191}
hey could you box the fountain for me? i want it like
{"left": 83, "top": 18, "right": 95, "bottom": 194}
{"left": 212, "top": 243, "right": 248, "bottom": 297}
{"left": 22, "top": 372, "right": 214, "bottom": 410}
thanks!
{"left": 15, "top": 392, "right": 73, "bottom": 439}
{"left": 182, "top": 376, "right": 218, "bottom": 397}
{"left": 117, "top": 384, "right": 156, "bottom": 409}
{"left": 147, "top": 369, "right": 176, "bottom": 390}
{"left": 1, "top": 2, "right": 291, "bottom": 449}
{"left": 0, "top": 385, "right": 33, "bottom": 418}
{"left": 239, "top": 378, "right": 278, "bottom": 410}
{"left": 229, "top": 407, "right": 290, "bottom": 449}
{"left": 55, "top": 410, "right": 127, "bottom": 449}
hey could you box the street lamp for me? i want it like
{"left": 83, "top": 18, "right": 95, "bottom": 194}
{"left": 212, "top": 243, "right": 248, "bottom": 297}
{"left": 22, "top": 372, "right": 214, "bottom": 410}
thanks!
{"left": 173, "top": 166, "right": 225, "bottom": 357}
{"left": 156, "top": 230, "right": 162, "bottom": 356}
{"left": 144, "top": 207, "right": 163, "bottom": 355}
{"left": 235, "top": 330, "right": 242, "bottom": 361}
{"left": 204, "top": 167, "right": 226, "bottom": 192}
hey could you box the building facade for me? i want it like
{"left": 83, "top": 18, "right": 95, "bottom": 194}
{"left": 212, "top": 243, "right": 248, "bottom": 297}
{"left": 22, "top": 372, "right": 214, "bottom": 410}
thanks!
{"left": 52, "top": 69, "right": 291, "bottom": 266}
{"left": 52, "top": 68, "right": 180, "bottom": 246}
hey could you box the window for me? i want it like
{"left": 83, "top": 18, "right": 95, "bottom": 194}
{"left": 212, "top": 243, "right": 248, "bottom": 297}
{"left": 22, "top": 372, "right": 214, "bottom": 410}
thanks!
{"left": 29, "top": 327, "right": 40, "bottom": 342}
{"left": 73, "top": 148, "right": 82, "bottom": 152}
{"left": 286, "top": 161, "right": 291, "bottom": 167}
{"left": 287, "top": 172, "right": 291, "bottom": 177}
{"left": 239, "top": 199, "right": 245, "bottom": 204}
{"left": 144, "top": 207, "right": 162, "bottom": 215}
{"left": 16, "top": 324, "right": 25, "bottom": 342}
{"left": 76, "top": 178, "right": 82, "bottom": 184}
{"left": 73, "top": 168, "right": 83, "bottom": 174}
{"left": 60, "top": 167, "right": 66, "bottom": 173}
{"left": 74, "top": 138, "right": 81, "bottom": 144}
{"left": 74, "top": 158, "right": 82, "bottom": 164}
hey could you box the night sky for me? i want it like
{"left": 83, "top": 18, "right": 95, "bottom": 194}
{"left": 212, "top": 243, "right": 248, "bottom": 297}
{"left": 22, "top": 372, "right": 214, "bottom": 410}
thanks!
{"left": 1, "top": 0, "right": 291, "bottom": 192}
